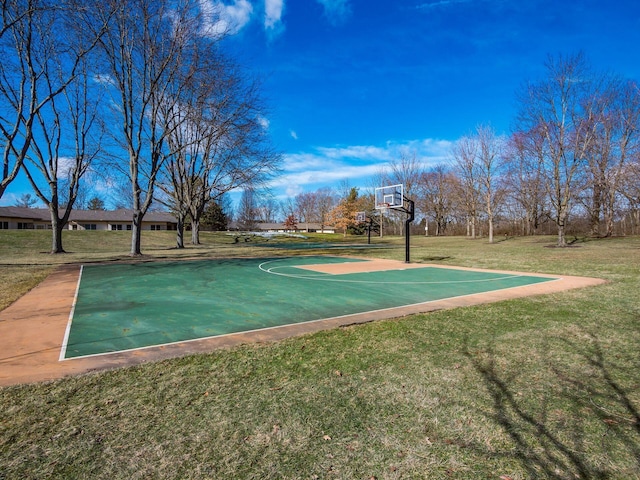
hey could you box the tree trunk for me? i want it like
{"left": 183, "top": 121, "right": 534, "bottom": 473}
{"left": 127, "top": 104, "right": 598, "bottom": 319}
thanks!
{"left": 191, "top": 219, "right": 200, "bottom": 245}
{"left": 49, "top": 207, "right": 66, "bottom": 254}
{"left": 488, "top": 215, "right": 494, "bottom": 243}
{"left": 176, "top": 215, "right": 185, "bottom": 249}
{"left": 131, "top": 210, "right": 143, "bottom": 256}
{"left": 557, "top": 213, "right": 567, "bottom": 247}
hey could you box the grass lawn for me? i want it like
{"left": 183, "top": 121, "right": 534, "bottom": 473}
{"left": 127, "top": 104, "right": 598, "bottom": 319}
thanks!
{"left": 1, "top": 230, "right": 639, "bottom": 479}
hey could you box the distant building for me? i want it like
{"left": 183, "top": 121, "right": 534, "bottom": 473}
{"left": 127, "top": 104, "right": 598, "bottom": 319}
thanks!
{"left": 0, "top": 207, "right": 177, "bottom": 231}
{"left": 227, "top": 221, "right": 335, "bottom": 234}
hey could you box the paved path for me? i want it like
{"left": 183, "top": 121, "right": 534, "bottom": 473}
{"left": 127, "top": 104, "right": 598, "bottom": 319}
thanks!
{"left": 0, "top": 259, "right": 604, "bottom": 386}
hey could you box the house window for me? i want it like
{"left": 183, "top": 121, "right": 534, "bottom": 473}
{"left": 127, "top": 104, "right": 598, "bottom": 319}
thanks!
{"left": 82, "top": 224, "right": 97, "bottom": 230}
{"left": 0, "top": 221, "right": 8, "bottom": 229}
{"left": 17, "top": 222, "right": 34, "bottom": 229}
{"left": 150, "top": 224, "right": 163, "bottom": 231}
{"left": 110, "top": 224, "right": 123, "bottom": 231}
{"left": 127, "top": 224, "right": 132, "bottom": 231}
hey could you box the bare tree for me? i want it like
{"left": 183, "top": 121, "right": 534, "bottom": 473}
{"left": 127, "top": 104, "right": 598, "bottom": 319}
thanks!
{"left": 386, "top": 150, "right": 424, "bottom": 235}
{"left": 315, "top": 187, "right": 336, "bottom": 233}
{"left": 421, "top": 164, "right": 455, "bottom": 236}
{"left": 87, "top": 0, "right": 202, "bottom": 255}
{"left": 21, "top": 32, "right": 104, "bottom": 253}
{"left": 476, "top": 124, "right": 505, "bottom": 243}
{"left": 388, "top": 150, "right": 423, "bottom": 199}
{"left": 157, "top": 43, "right": 280, "bottom": 247}
{"left": 503, "top": 130, "right": 548, "bottom": 235}
{"left": 451, "top": 135, "right": 481, "bottom": 238}
{"left": 0, "top": 0, "right": 103, "bottom": 200}
{"left": 236, "top": 186, "right": 257, "bottom": 231}
{"left": 295, "top": 191, "right": 318, "bottom": 232}
{"left": 254, "top": 195, "right": 280, "bottom": 223}
{"left": 582, "top": 78, "right": 640, "bottom": 236}
{"left": 515, "top": 53, "right": 600, "bottom": 246}
{"left": 619, "top": 157, "right": 640, "bottom": 234}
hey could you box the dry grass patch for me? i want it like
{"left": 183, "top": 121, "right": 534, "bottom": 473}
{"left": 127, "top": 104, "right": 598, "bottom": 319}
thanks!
{"left": 0, "top": 233, "right": 639, "bottom": 479}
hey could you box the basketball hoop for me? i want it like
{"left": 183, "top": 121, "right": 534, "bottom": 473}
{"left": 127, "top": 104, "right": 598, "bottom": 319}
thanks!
{"left": 375, "top": 183, "right": 415, "bottom": 263}
{"left": 375, "top": 184, "right": 403, "bottom": 211}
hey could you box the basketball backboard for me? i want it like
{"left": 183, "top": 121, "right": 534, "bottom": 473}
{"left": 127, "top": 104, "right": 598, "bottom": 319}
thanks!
{"left": 375, "top": 184, "right": 404, "bottom": 210}
{"left": 356, "top": 211, "right": 366, "bottom": 223}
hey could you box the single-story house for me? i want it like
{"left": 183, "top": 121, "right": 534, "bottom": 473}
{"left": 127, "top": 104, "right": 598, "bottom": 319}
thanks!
{"left": 0, "top": 207, "right": 178, "bottom": 231}
{"left": 228, "top": 221, "right": 335, "bottom": 234}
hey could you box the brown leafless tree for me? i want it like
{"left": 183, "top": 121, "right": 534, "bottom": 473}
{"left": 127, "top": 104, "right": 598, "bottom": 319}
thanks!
{"left": 451, "top": 135, "right": 481, "bottom": 238}
{"left": 476, "top": 124, "right": 505, "bottom": 243}
{"left": 255, "top": 196, "right": 280, "bottom": 223}
{"left": 87, "top": 0, "right": 203, "bottom": 255}
{"left": 157, "top": 41, "right": 280, "bottom": 246}
{"left": 421, "top": 164, "right": 455, "bottom": 236}
{"left": 503, "top": 130, "right": 548, "bottom": 235}
{"left": 315, "top": 187, "right": 336, "bottom": 233}
{"left": 514, "top": 53, "right": 600, "bottom": 246}
{"left": 619, "top": 157, "right": 640, "bottom": 234}
{"left": 294, "top": 191, "right": 318, "bottom": 231}
{"left": 582, "top": 78, "right": 640, "bottom": 236}
{"left": 390, "top": 150, "right": 424, "bottom": 235}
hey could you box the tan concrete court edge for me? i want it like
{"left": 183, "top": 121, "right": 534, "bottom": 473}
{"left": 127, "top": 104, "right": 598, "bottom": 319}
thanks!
{"left": 0, "top": 258, "right": 605, "bottom": 387}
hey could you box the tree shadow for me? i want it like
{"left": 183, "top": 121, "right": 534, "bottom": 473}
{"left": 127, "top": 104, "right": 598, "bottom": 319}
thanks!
{"left": 464, "top": 331, "right": 640, "bottom": 479}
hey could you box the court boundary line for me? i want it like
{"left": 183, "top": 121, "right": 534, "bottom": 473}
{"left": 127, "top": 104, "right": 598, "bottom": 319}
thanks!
{"left": 60, "top": 274, "right": 563, "bottom": 361}
{"left": 0, "top": 258, "right": 606, "bottom": 386}
{"left": 260, "top": 261, "right": 536, "bottom": 284}
{"left": 59, "top": 265, "right": 83, "bottom": 361}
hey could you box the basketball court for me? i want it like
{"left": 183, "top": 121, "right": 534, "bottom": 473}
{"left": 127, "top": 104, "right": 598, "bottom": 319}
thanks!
{"left": 0, "top": 255, "right": 604, "bottom": 386}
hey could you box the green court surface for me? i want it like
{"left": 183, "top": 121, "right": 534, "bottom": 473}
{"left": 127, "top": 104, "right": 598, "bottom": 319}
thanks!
{"left": 62, "top": 256, "right": 556, "bottom": 359}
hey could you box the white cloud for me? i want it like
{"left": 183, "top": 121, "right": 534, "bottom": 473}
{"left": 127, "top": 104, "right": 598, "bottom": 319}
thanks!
{"left": 416, "top": 0, "right": 473, "bottom": 10}
{"left": 55, "top": 157, "right": 76, "bottom": 180}
{"left": 289, "top": 130, "right": 298, "bottom": 140}
{"left": 0, "top": 192, "right": 19, "bottom": 207}
{"left": 265, "top": 0, "right": 284, "bottom": 29}
{"left": 285, "top": 184, "right": 303, "bottom": 197}
{"left": 257, "top": 115, "right": 270, "bottom": 130}
{"left": 269, "top": 138, "right": 453, "bottom": 199}
{"left": 92, "top": 74, "right": 116, "bottom": 87}
{"left": 316, "top": 145, "right": 393, "bottom": 161}
{"left": 199, "top": 0, "right": 253, "bottom": 36}
{"left": 315, "top": 0, "right": 351, "bottom": 25}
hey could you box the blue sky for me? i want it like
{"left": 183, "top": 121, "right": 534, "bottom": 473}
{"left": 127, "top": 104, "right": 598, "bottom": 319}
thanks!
{"left": 221, "top": 0, "right": 640, "bottom": 201}
{"left": 3, "top": 0, "right": 640, "bottom": 208}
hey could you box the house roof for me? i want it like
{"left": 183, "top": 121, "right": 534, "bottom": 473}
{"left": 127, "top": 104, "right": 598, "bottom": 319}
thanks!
{"left": 0, "top": 207, "right": 177, "bottom": 223}
{"left": 0, "top": 206, "right": 48, "bottom": 220}
{"left": 228, "top": 221, "right": 333, "bottom": 231}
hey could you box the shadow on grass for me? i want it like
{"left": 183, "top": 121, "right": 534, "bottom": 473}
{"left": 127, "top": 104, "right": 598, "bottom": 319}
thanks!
{"left": 464, "top": 332, "right": 640, "bottom": 479}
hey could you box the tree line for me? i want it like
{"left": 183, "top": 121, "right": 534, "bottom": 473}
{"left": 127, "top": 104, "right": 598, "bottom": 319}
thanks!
{"left": 1, "top": 0, "right": 279, "bottom": 254}
{"left": 238, "top": 54, "right": 639, "bottom": 247}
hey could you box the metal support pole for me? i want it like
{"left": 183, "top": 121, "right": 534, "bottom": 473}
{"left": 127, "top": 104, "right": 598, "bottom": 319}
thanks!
{"left": 404, "top": 199, "right": 415, "bottom": 263}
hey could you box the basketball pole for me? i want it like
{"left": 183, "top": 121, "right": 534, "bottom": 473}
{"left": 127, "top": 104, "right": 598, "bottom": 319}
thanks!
{"left": 404, "top": 198, "right": 415, "bottom": 263}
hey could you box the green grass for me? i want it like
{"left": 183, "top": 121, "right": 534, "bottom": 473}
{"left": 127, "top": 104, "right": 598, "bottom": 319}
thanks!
{"left": 1, "top": 231, "right": 639, "bottom": 479}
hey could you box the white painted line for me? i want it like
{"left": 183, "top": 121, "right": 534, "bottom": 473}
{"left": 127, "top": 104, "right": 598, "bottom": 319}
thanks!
{"left": 59, "top": 265, "right": 83, "bottom": 361}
